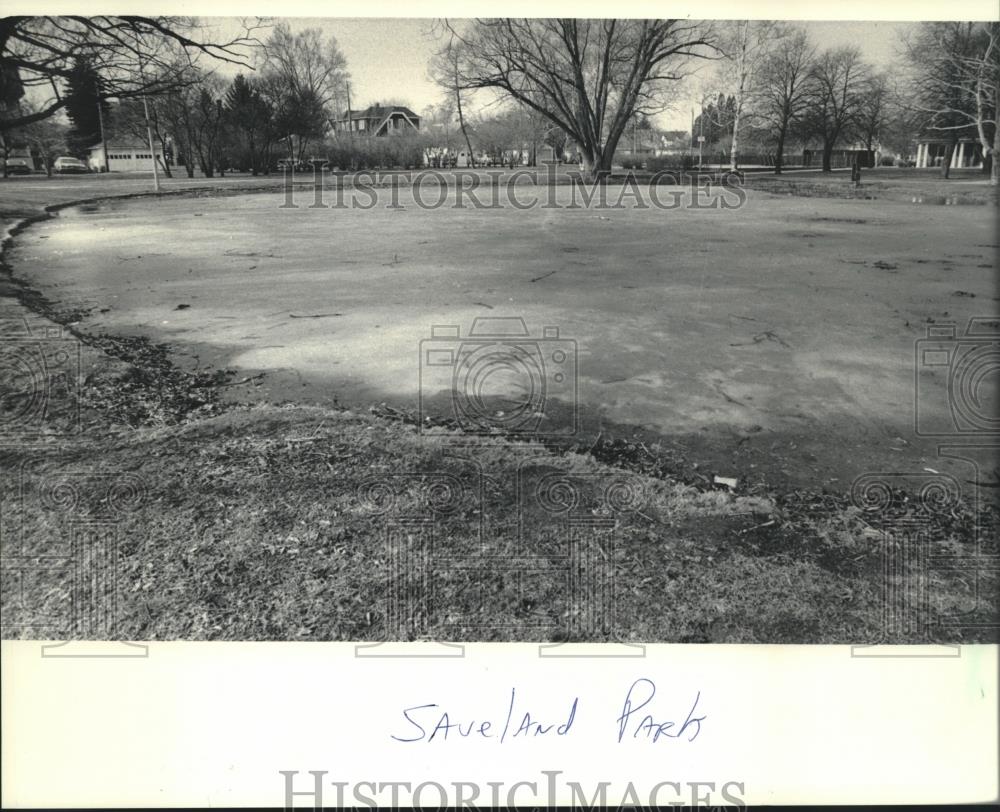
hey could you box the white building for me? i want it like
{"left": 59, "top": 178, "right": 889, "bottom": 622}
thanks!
{"left": 87, "top": 142, "right": 166, "bottom": 172}
{"left": 914, "top": 136, "right": 983, "bottom": 169}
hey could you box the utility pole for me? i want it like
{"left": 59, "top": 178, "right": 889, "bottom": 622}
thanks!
{"left": 698, "top": 99, "right": 704, "bottom": 169}
{"left": 96, "top": 98, "right": 109, "bottom": 172}
{"left": 141, "top": 93, "right": 160, "bottom": 192}
{"left": 137, "top": 50, "right": 160, "bottom": 192}
{"left": 345, "top": 80, "right": 352, "bottom": 134}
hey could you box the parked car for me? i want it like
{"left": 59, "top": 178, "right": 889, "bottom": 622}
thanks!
{"left": 53, "top": 156, "right": 90, "bottom": 174}
{"left": 2, "top": 157, "right": 34, "bottom": 175}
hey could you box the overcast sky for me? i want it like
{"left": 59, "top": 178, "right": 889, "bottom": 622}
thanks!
{"left": 208, "top": 18, "right": 917, "bottom": 128}
{"left": 28, "top": 18, "right": 920, "bottom": 130}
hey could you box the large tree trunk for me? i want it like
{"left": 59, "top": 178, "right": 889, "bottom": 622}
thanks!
{"left": 941, "top": 139, "right": 955, "bottom": 179}
{"left": 156, "top": 140, "right": 172, "bottom": 178}
{"left": 990, "top": 125, "right": 999, "bottom": 186}
{"left": 729, "top": 107, "right": 741, "bottom": 172}
{"left": 452, "top": 81, "right": 475, "bottom": 169}
{"left": 821, "top": 140, "right": 833, "bottom": 172}
{"left": 581, "top": 145, "right": 612, "bottom": 181}
{"left": 774, "top": 128, "right": 786, "bottom": 174}
{"left": 198, "top": 149, "right": 213, "bottom": 178}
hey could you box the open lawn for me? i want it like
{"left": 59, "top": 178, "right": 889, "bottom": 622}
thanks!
{"left": 2, "top": 170, "right": 997, "bottom": 642}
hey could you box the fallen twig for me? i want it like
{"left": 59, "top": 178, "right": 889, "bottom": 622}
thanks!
{"left": 217, "top": 373, "right": 265, "bottom": 387}
{"left": 737, "top": 519, "right": 776, "bottom": 536}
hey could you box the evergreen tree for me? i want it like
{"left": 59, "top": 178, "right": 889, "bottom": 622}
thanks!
{"left": 64, "top": 58, "right": 109, "bottom": 156}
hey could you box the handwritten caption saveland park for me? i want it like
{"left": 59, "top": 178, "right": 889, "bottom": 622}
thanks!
{"left": 391, "top": 678, "right": 705, "bottom": 745}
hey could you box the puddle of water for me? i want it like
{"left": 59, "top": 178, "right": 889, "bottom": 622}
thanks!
{"left": 68, "top": 202, "right": 120, "bottom": 215}
{"left": 908, "top": 195, "right": 992, "bottom": 206}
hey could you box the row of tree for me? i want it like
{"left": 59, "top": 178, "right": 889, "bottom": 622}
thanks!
{"left": 97, "top": 22, "right": 351, "bottom": 177}
{"left": 691, "top": 28, "right": 895, "bottom": 173}
{"left": 3, "top": 18, "right": 997, "bottom": 183}
{"left": 2, "top": 19, "right": 350, "bottom": 177}
{"left": 434, "top": 19, "right": 997, "bottom": 183}
{"left": 696, "top": 22, "right": 997, "bottom": 177}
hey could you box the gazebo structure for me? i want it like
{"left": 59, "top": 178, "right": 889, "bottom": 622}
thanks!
{"left": 914, "top": 136, "right": 984, "bottom": 169}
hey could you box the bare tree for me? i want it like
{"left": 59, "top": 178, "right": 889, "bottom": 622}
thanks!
{"left": 441, "top": 19, "right": 717, "bottom": 179}
{"left": 112, "top": 88, "right": 178, "bottom": 177}
{"left": 255, "top": 24, "right": 347, "bottom": 164}
{"left": 17, "top": 102, "right": 67, "bottom": 176}
{"left": 430, "top": 31, "right": 477, "bottom": 167}
{"left": 856, "top": 72, "right": 892, "bottom": 156}
{"left": 189, "top": 75, "right": 227, "bottom": 176}
{"left": 754, "top": 28, "right": 815, "bottom": 173}
{"left": 1, "top": 16, "right": 264, "bottom": 131}
{"left": 903, "top": 21, "right": 999, "bottom": 183}
{"left": 259, "top": 23, "right": 347, "bottom": 105}
{"left": 718, "top": 20, "right": 785, "bottom": 171}
{"left": 420, "top": 99, "right": 459, "bottom": 166}
{"left": 801, "top": 46, "right": 870, "bottom": 172}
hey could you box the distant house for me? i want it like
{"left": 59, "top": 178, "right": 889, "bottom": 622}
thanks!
{"left": 87, "top": 141, "right": 166, "bottom": 172}
{"left": 659, "top": 130, "right": 692, "bottom": 152}
{"left": 799, "top": 141, "right": 878, "bottom": 169}
{"left": 334, "top": 105, "right": 421, "bottom": 136}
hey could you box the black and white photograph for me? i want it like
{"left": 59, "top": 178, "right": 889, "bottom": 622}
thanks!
{"left": 1, "top": 12, "right": 997, "bottom": 647}
{"left": 2, "top": 5, "right": 999, "bottom": 807}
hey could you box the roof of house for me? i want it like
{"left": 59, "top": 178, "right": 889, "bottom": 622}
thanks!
{"left": 341, "top": 105, "right": 420, "bottom": 121}
{"left": 915, "top": 134, "right": 980, "bottom": 144}
{"left": 90, "top": 141, "right": 162, "bottom": 151}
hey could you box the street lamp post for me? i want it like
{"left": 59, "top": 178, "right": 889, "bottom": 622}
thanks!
{"left": 698, "top": 98, "right": 705, "bottom": 169}
{"left": 136, "top": 48, "right": 160, "bottom": 192}
{"left": 141, "top": 92, "right": 160, "bottom": 192}
{"left": 96, "top": 98, "right": 109, "bottom": 172}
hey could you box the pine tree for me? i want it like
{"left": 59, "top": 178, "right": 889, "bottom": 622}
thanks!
{"left": 64, "top": 58, "right": 109, "bottom": 156}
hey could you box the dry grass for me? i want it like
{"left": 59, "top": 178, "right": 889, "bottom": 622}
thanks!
{"left": 3, "top": 385, "right": 995, "bottom": 642}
